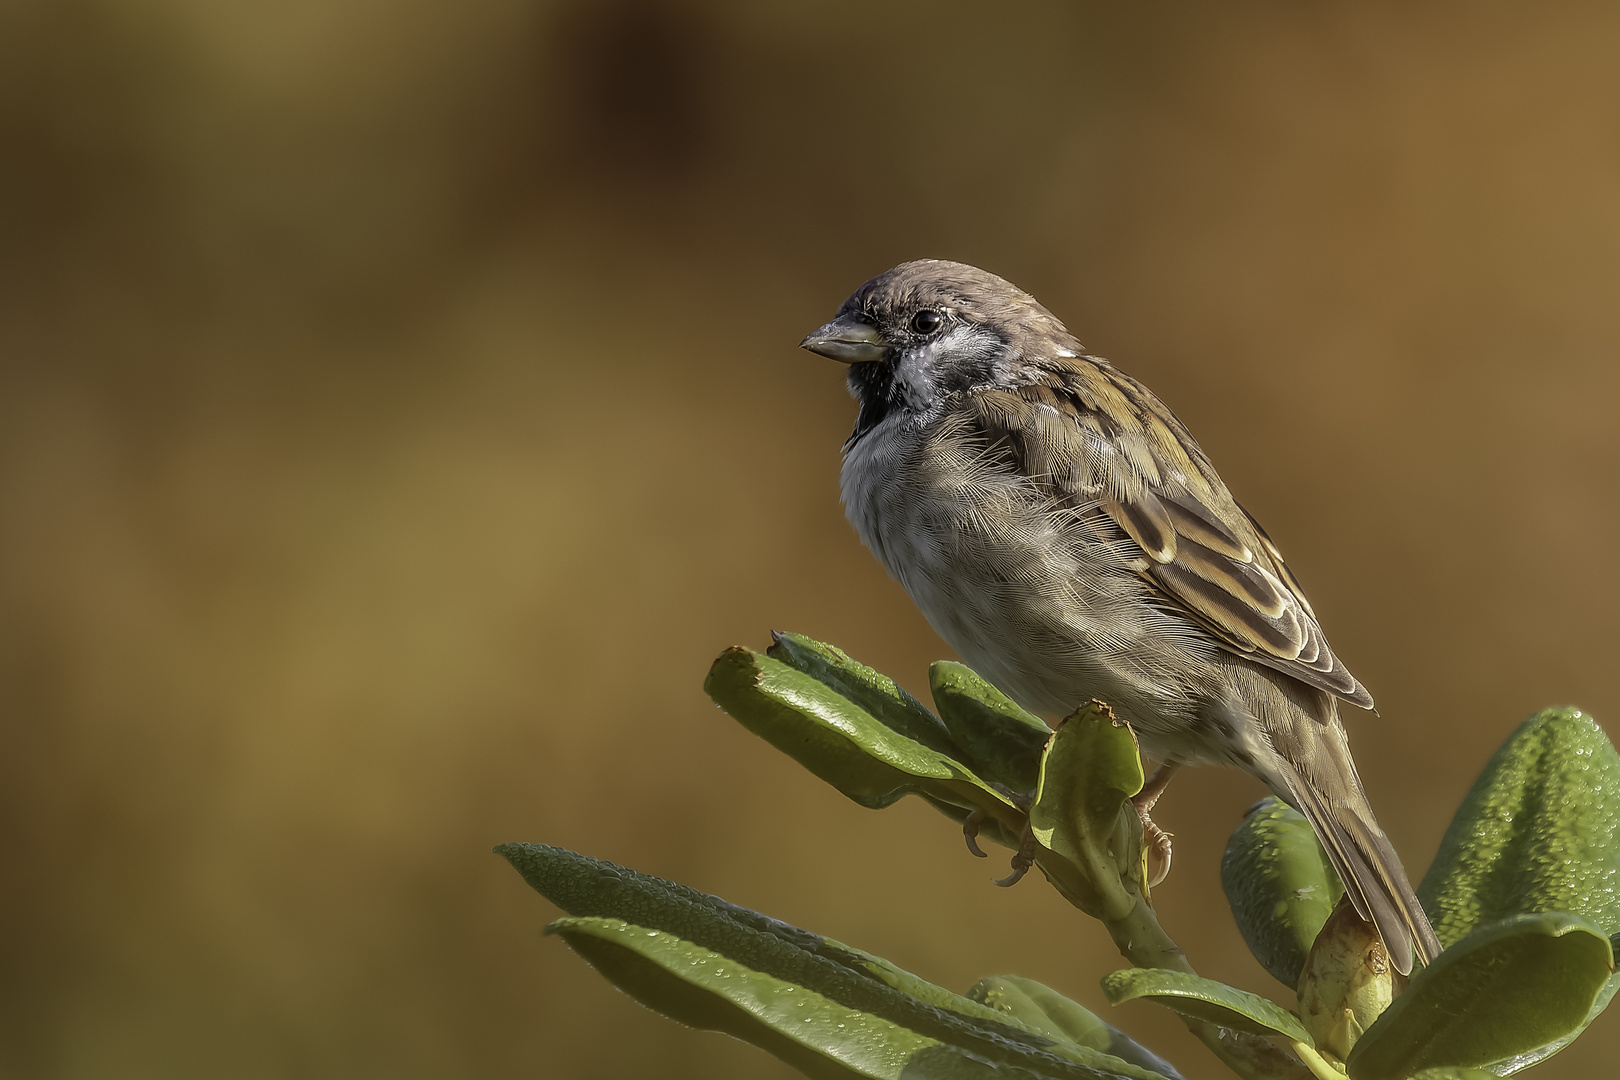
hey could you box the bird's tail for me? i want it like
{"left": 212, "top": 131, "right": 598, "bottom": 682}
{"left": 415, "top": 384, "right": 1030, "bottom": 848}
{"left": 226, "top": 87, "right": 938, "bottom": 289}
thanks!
{"left": 1267, "top": 709, "right": 1441, "bottom": 976}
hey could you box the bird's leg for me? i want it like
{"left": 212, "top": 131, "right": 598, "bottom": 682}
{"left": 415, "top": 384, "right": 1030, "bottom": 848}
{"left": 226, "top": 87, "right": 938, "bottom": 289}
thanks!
{"left": 1135, "top": 759, "right": 1179, "bottom": 813}
{"left": 1134, "top": 761, "right": 1179, "bottom": 888}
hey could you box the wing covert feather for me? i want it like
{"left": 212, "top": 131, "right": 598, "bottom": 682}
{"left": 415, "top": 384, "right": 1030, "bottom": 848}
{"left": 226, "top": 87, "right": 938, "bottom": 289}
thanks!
{"left": 968, "top": 365, "right": 1374, "bottom": 710}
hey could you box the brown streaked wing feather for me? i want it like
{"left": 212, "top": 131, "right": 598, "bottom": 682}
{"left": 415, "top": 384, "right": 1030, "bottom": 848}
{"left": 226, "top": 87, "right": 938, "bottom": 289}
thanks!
{"left": 972, "top": 362, "right": 1374, "bottom": 711}
{"left": 1101, "top": 492, "right": 1175, "bottom": 564}
{"left": 1171, "top": 535, "right": 1288, "bottom": 618}
{"left": 1153, "top": 559, "right": 1305, "bottom": 655}
{"left": 1159, "top": 491, "right": 1252, "bottom": 563}
{"left": 1240, "top": 504, "right": 1318, "bottom": 619}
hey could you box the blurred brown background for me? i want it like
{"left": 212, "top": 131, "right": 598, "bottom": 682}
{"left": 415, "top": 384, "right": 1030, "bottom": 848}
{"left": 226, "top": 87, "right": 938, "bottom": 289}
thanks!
{"left": 3, "top": 1, "right": 1618, "bottom": 1077}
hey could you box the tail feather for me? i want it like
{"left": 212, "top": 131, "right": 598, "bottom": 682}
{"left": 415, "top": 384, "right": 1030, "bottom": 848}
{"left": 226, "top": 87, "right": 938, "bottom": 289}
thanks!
{"left": 1277, "top": 762, "right": 1439, "bottom": 975}
{"left": 1262, "top": 704, "right": 1442, "bottom": 976}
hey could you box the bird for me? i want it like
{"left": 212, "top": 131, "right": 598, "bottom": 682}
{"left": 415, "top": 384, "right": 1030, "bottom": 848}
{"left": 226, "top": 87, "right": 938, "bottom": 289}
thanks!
{"left": 799, "top": 259, "right": 1440, "bottom": 975}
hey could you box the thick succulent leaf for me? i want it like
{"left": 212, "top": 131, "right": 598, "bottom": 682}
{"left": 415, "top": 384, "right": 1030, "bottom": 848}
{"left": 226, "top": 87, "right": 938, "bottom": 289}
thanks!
{"left": 1221, "top": 797, "right": 1344, "bottom": 987}
{"left": 929, "top": 661, "right": 1051, "bottom": 793}
{"left": 767, "top": 631, "right": 962, "bottom": 758}
{"left": 970, "top": 975, "right": 1187, "bottom": 1080}
{"left": 704, "top": 647, "right": 1019, "bottom": 825}
{"left": 549, "top": 916, "right": 936, "bottom": 1079}
{"left": 823, "top": 942, "right": 1054, "bottom": 1031}
{"left": 969, "top": 975, "right": 1112, "bottom": 1052}
{"left": 1487, "top": 983, "right": 1620, "bottom": 1075}
{"left": 1417, "top": 706, "right": 1620, "bottom": 1070}
{"left": 1420, "top": 707, "right": 1620, "bottom": 941}
{"left": 832, "top": 948, "right": 1179, "bottom": 1078}
{"left": 1028, "top": 704, "right": 1145, "bottom": 919}
{"left": 1100, "top": 968, "right": 1312, "bottom": 1045}
{"left": 502, "top": 844, "right": 1171, "bottom": 1080}
{"left": 1345, "top": 912, "right": 1616, "bottom": 1080}
{"left": 1409, "top": 1070, "right": 1502, "bottom": 1080}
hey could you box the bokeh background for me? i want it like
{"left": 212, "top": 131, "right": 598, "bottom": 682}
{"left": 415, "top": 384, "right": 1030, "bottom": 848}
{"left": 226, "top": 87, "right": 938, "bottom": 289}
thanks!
{"left": 4, "top": 1, "right": 1618, "bottom": 1077}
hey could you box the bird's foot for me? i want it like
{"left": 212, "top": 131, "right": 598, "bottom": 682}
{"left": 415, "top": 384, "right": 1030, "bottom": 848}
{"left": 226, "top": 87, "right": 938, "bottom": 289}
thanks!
{"left": 1133, "top": 762, "right": 1180, "bottom": 888}
{"left": 994, "top": 822, "right": 1039, "bottom": 887}
{"left": 961, "top": 788, "right": 1038, "bottom": 884}
{"left": 1137, "top": 806, "right": 1174, "bottom": 888}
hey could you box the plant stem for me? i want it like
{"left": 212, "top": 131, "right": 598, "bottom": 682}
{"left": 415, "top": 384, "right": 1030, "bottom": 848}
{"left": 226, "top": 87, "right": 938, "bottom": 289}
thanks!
{"left": 1290, "top": 1042, "right": 1348, "bottom": 1080}
{"left": 1099, "top": 894, "right": 1311, "bottom": 1080}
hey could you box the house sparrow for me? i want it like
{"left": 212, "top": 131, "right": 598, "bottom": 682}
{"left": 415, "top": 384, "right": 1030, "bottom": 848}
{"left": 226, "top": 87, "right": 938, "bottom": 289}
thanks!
{"left": 800, "top": 260, "right": 1440, "bottom": 974}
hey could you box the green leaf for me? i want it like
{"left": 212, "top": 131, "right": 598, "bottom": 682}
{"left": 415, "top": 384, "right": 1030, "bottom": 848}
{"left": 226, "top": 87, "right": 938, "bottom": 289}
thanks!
{"left": 970, "top": 975, "right": 1113, "bottom": 1051}
{"left": 500, "top": 841, "right": 1010, "bottom": 1041}
{"left": 928, "top": 661, "right": 1050, "bottom": 793}
{"left": 767, "top": 631, "right": 962, "bottom": 758}
{"left": 549, "top": 916, "right": 935, "bottom": 1079}
{"left": 831, "top": 947, "right": 1181, "bottom": 1078}
{"left": 1417, "top": 706, "right": 1620, "bottom": 1070}
{"left": 1221, "top": 797, "right": 1345, "bottom": 987}
{"left": 970, "top": 975, "right": 1186, "bottom": 1080}
{"left": 1028, "top": 703, "right": 1145, "bottom": 920}
{"left": 1100, "top": 967, "right": 1312, "bottom": 1045}
{"left": 1421, "top": 707, "right": 1620, "bottom": 943}
{"left": 1345, "top": 912, "right": 1616, "bottom": 1080}
{"left": 501, "top": 844, "right": 1173, "bottom": 1080}
{"left": 821, "top": 941, "right": 1056, "bottom": 1033}
{"left": 703, "top": 647, "right": 1019, "bottom": 827}
{"left": 1408, "top": 1070, "right": 1502, "bottom": 1080}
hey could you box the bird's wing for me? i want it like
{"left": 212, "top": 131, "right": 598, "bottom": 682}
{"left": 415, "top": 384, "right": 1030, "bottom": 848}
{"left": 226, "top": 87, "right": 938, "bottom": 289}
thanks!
{"left": 965, "top": 363, "right": 1373, "bottom": 709}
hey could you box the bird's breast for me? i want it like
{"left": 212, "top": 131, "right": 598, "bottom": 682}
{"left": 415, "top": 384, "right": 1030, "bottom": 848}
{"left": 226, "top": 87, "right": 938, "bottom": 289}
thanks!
{"left": 840, "top": 411, "right": 1211, "bottom": 726}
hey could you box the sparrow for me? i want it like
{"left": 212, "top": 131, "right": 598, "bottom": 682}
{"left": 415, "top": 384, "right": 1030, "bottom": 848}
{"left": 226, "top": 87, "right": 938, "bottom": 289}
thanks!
{"left": 799, "top": 259, "right": 1440, "bottom": 975}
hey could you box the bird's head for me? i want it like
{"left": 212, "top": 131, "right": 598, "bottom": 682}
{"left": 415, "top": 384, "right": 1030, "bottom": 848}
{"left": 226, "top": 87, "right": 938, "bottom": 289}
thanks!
{"left": 799, "top": 260, "right": 1080, "bottom": 432}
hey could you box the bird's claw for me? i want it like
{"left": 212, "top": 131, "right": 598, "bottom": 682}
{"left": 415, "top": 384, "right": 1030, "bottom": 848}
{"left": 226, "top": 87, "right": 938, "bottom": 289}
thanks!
{"left": 961, "top": 809, "right": 989, "bottom": 858}
{"left": 1134, "top": 796, "right": 1175, "bottom": 888}
{"left": 994, "top": 823, "right": 1038, "bottom": 887}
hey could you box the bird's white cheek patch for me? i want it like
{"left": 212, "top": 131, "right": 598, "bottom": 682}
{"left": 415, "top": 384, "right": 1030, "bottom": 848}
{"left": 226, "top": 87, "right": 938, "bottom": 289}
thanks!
{"left": 892, "top": 325, "right": 990, "bottom": 410}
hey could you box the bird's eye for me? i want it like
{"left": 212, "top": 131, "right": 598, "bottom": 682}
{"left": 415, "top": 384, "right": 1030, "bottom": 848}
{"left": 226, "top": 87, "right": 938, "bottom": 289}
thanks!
{"left": 910, "top": 309, "right": 944, "bottom": 335}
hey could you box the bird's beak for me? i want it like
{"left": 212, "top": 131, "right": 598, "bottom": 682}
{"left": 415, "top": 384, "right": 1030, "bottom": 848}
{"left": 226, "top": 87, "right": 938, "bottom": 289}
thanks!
{"left": 799, "top": 315, "right": 886, "bottom": 364}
